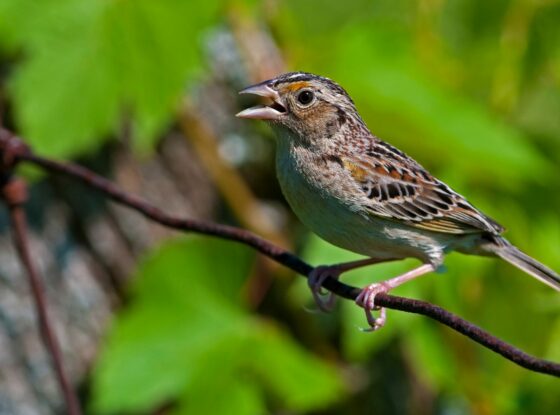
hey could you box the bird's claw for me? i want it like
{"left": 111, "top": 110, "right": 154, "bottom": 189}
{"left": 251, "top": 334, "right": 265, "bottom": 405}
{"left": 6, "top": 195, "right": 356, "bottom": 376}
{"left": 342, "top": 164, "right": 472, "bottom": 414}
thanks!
{"left": 308, "top": 265, "right": 341, "bottom": 312}
{"left": 355, "top": 282, "right": 390, "bottom": 331}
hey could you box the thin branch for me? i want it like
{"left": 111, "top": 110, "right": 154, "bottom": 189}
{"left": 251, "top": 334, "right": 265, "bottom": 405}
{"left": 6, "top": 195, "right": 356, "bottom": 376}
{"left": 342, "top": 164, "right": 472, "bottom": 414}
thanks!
{"left": 1, "top": 127, "right": 559, "bottom": 378}
{"left": 1, "top": 177, "right": 82, "bottom": 415}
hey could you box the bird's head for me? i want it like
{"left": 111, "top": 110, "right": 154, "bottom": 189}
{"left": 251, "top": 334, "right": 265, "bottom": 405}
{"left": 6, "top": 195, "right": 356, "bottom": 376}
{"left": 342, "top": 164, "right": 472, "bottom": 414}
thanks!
{"left": 236, "top": 72, "right": 362, "bottom": 144}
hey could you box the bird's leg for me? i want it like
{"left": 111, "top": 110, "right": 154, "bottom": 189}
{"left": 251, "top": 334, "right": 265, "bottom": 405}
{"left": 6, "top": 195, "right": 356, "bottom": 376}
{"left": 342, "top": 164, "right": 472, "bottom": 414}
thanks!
{"left": 309, "top": 257, "right": 399, "bottom": 312}
{"left": 355, "top": 263, "right": 435, "bottom": 331}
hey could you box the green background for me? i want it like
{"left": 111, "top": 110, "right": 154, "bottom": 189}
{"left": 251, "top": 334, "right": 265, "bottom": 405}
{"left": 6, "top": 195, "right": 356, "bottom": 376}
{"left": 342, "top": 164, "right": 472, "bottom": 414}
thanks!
{"left": 1, "top": 0, "right": 559, "bottom": 414}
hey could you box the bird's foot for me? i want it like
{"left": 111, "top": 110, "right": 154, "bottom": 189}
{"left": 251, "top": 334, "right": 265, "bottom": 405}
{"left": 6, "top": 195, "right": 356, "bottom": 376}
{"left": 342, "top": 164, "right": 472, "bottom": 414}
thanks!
{"left": 355, "top": 282, "right": 391, "bottom": 331}
{"left": 307, "top": 265, "right": 343, "bottom": 312}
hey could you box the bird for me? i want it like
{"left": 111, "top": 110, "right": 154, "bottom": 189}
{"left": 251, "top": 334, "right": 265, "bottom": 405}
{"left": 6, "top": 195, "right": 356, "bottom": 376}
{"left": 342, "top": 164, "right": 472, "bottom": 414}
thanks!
{"left": 236, "top": 71, "right": 560, "bottom": 330}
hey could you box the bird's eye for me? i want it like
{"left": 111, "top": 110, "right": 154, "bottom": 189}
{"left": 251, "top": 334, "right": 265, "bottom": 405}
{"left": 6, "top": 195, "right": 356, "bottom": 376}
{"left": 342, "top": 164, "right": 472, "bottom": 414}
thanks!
{"left": 297, "top": 90, "right": 315, "bottom": 106}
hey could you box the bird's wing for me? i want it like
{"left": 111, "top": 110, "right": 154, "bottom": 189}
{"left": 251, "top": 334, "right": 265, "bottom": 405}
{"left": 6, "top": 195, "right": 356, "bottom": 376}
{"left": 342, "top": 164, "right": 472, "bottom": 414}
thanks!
{"left": 339, "top": 145, "right": 504, "bottom": 235}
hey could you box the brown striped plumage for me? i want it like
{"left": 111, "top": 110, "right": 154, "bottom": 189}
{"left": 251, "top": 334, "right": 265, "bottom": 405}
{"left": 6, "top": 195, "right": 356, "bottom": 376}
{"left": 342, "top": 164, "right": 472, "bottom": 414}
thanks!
{"left": 237, "top": 72, "right": 560, "bottom": 330}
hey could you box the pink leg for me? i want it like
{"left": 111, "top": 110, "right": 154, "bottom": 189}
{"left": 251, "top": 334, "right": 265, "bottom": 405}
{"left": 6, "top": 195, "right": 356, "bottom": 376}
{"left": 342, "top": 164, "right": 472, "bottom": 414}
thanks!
{"left": 355, "top": 263, "right": 435, "bottom": 331}
{"left": 308, "top": 257, "right": 399, "bottom": 312}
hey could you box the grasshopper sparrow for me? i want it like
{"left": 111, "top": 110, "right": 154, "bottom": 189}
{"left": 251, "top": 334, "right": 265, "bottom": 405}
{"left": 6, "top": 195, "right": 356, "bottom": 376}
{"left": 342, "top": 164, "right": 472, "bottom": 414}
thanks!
{"left": 237, "top": 72, "right": 560, "bottom": 330}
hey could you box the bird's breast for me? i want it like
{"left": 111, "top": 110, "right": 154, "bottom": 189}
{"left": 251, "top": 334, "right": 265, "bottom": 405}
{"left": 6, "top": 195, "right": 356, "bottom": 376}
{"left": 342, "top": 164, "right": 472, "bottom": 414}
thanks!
{"left": 275, "top": 146, "right": 446, "bottom": 262}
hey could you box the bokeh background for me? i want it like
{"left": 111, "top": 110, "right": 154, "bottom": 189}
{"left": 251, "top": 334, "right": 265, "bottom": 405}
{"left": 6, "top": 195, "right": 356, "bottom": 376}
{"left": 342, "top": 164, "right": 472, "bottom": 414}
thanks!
{"left": 0, "top": 0, "right": 559, "bottom": 414}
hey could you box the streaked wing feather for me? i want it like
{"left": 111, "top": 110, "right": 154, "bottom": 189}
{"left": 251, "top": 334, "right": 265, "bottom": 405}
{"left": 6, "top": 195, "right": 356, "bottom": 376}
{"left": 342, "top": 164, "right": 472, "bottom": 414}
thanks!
{"left": 340, "top": 150, "right": 503, "bottom": 235}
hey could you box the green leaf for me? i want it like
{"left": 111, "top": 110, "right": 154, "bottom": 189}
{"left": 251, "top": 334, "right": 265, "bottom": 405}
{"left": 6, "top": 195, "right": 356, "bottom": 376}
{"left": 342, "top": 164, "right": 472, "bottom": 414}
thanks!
{"left": 11, "top": 7, "right": 122, "bottom": 157}
{"left": 172, "top": 330, "right": 266, "bottom": 415}
{"left": 91, "top": 236, "right": 254, "bottom": 413}
{"left": 91, "top": 236, "right": 345, "bottom": 414}
{"left": 248, "top": 324, "right": 345, "bottom": 411}
{"left": 2, "top": 0, "right": 222, "bottom": 158}
{"left": 175, "top": 371, "right": 266, "bottom": 415}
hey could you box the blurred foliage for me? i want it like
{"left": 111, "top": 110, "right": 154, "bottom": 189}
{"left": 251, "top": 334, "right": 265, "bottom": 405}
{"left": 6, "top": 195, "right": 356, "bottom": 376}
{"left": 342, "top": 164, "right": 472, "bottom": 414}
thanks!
{"left": 0, "top": 0, "right": 222, "bottom": 156}
{"left": 92, "top": 237, "right": 343, "bottom": 414}
{"left": 1, "top": 0, "right": 560, "bottom": 414}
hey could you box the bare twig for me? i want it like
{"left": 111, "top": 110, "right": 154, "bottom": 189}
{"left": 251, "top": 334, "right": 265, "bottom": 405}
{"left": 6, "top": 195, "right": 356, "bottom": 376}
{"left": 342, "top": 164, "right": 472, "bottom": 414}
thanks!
{"left": 1, "top": 177, "right": 82, "bottom": 415}
{"left": 1, "top": 127, "right": 559, "bottom": 378}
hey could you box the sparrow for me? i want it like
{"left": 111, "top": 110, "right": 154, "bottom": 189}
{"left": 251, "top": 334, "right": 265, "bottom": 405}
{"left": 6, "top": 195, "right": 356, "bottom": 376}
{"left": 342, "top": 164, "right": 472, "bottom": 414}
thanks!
{"left": 236, "top": 71, "right": 560, "bottom": 330}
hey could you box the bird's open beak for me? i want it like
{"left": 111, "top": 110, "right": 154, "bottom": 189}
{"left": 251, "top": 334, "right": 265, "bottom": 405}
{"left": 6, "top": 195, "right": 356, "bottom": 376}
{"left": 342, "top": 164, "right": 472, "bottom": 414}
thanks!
{"left": 236, "top": 82, "right": 287, "bottom": 120}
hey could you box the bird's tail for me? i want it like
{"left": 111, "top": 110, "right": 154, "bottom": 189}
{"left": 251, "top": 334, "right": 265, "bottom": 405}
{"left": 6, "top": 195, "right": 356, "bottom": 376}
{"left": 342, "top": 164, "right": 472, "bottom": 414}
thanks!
{"left": 489, "top": 237, "right": 560, "bottom": 291}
